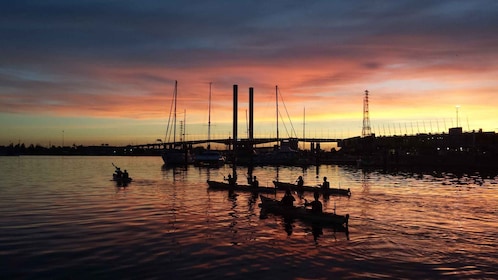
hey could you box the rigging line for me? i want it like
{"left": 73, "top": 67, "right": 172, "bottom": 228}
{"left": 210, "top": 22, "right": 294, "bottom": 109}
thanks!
{"left": 279, "top": 88, "right": 297, "bottom": 137}
{"left": 277, "top": 87, "right": 297, "bottom": 138}
{"left": 208, "top": 82, "right": 212, "bottom": 144}
{"left": 164, "top": 81, "right": 176, "bottom": 143}
{"left": 278, "top": 110, "right": 291, "bottom": 138}
{"left": 173, "top": 80, "right": 178, "bottom": 145}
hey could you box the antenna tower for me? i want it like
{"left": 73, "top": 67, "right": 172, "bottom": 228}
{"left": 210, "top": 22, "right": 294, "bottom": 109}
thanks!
{"left": 362, "top": 90, "right": 372, "bottom": 137}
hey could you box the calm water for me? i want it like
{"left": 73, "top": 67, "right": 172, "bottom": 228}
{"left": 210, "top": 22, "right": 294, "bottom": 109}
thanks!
{"left": 0, "top": 156, "right": 497, "bottom": 279}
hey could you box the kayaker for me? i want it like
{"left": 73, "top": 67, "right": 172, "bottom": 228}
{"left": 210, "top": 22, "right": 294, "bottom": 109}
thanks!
{"left": 251, "top": 176, "right": 259, "bottom": 188}
{"left": 305, "top": 192, "right": 323, "bottom": 214}
{"left": 123, "top": 170, "right": 129, "bottom": 180}
{"left": 296, "top": 176, "right": 304, "bottom": 188}
{"left": 226, "top": 174, "right": 236, "bottom": 186}
{"left": 115, "top": 167, "right": 122, "bottom": 178}
{"left": 321, "top": 177, "right": 330, "bottom": 190}
{"left": 281, "top": 189, "right": 295, "bottom": 207}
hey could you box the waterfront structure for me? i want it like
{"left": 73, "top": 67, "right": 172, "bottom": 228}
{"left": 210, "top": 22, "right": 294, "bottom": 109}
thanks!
{"left": 362, "top": 90, "right": 372, "bottom": 138}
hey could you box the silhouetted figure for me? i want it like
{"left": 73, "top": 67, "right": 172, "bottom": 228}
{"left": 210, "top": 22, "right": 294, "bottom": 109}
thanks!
{"left": 251, "top": 176, "right": 259, "bottom": 188}
{"left": 296, "top": 176, "right": 304, "bottom": 188}
{"left": 305, "top": 191, "right": 323, "bottom": 214}
{"left": 295, "top": 176, "right": 304, "bottom": 195}
{"left": 321, "top": 176, "right": 330, "bottom": 190}
{"left": 226, "top": 174, "right": 236, "bottom": 186}
{"left": 281, "top": 189, "right": 296, "bottom": 208}
{"left": 123, "top": 170, "right": 129, "bottom": 180}
{"left": 114, "top": 167, "right": 122, "bottom": 179}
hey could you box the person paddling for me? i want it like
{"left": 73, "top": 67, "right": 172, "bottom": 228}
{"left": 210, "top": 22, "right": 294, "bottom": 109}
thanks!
{"left": 296, "top": 175, "right": 304, "bottom": 189}
{"left": 115, "top": 167, "right": 122, "bottom": 178}
{"left": 304, "top": 191, "right": 323, "bottom": 214}
{"left": 251, "top": 176, "right": 259, "bottom": 188}
{"left": 225, "top": 174, "right": 236, "bottom": 186}
{"left": 281, "top": 189, "right": 296, "bottom": 208}
{"left": 321, "top": 176, "right": 330, "bottom": 190}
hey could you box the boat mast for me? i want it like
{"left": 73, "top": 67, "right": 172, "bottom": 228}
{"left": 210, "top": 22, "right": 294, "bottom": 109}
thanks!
{"left": 173, "top": 80, "right": 178, "bottom": 146}
{"left": 208, "top": 82, "right": 212, "bottom": 150}
{"left": 245, "top": 109, "right": 249, "bottom": 138}
{"left": 303, "top": 107, "right": 306, "bottom": 150}
{"left": 276, "top": 85, "right": 279, "bottom": 147}
{"left": 182, "top": 109, "right": 186, "bottom": 142}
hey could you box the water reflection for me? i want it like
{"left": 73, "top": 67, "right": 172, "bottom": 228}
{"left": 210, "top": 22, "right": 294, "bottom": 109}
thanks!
{"left": 311, "top": 223, "right": 323, "bottom": 242}
{"left": 283, "top": 217, "right": 294, "bottom": 236}
{"left": 161, "top": 164, "right": 188, "bottom": 182}
{"left": 228, "top": 191, "right": 239, "bottom": 245}
{"left": 1, "top": 157, "right": 497, "bottom": 279}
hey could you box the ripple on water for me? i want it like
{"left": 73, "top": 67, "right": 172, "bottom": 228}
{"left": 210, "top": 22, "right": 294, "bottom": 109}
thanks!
{"left": 1, "top": 157, "right": 497, "bottom": 279}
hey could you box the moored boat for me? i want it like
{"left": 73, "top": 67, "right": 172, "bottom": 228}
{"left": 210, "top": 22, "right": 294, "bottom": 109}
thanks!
{"left": 194, "top": 151, "right": 225, "bottom": 167}
{"left": 162, "top": 148, "right": 191, "bottom": 166}
{"left": 273, "top": 181, "right": 351, "bottom": 196}
{"left": 259, "top": 195, "right": 349, "bottom": 228}
{"left": 161, "top": 80, "right": 192, "bottom": 166}
{"left": 207, "top": 180, "right": 276, "bottom": 194}
{"left": 194, "top": 83, "right": 225, "bottom": 167}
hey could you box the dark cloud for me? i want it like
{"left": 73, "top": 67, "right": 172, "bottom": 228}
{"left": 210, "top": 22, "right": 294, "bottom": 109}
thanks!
{"left": 2, "top": 1, "right": 496, "bottom": 65}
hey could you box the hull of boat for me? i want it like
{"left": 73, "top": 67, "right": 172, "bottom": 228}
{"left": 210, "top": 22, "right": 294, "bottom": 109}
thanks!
{"left": 194, "top": 151, "right": 225, "bottom": 167}
{"left": 259, "top": 195, "right": 349, "bottom": 227}
{"left": 162, "top": 149, "right": 191, "bottom": 165}
{"left": 112, "top": 174, "right": 132, "bottom": 186}
{"left": 207, "top": 180, "right": 276, "bottom": 194}
{"left": 273, "top": 181, "right": 351, "bottom": 196}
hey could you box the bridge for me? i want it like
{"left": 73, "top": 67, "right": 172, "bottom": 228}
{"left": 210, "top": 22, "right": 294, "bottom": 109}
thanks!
{"left": 124, "top": 137, "right": 345, "bottom": 150}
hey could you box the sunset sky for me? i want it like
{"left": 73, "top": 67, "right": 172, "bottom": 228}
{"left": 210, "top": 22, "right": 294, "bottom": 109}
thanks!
{"left": 1, "top": 1, "right": 497, "bottom": 147}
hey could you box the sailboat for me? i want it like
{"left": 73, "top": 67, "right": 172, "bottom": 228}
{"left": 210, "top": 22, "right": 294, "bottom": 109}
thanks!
{"left": 161, "top": 80, "right": 192, "bottom": 165}
{"left": 254, "top": 85, "right": 299, "bottom": 165}
{"left": 194, "top": 82, "right": 226, "bottom": 167}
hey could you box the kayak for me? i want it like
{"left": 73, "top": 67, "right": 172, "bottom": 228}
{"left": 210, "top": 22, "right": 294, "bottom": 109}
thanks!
{"left": 207, "top": 180, "right": 276, "bottom": 194}
{"left": 273, "top": 181, "right": 351, "bottom": 197}
{"left": 259, "top": 195, "right": 349, "bottom": 228}
{"left": 112, "top": 164, "right": 132, "bottom": 185}
{"left": 112, "top": 174, "right": 132, "bottom": 185}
